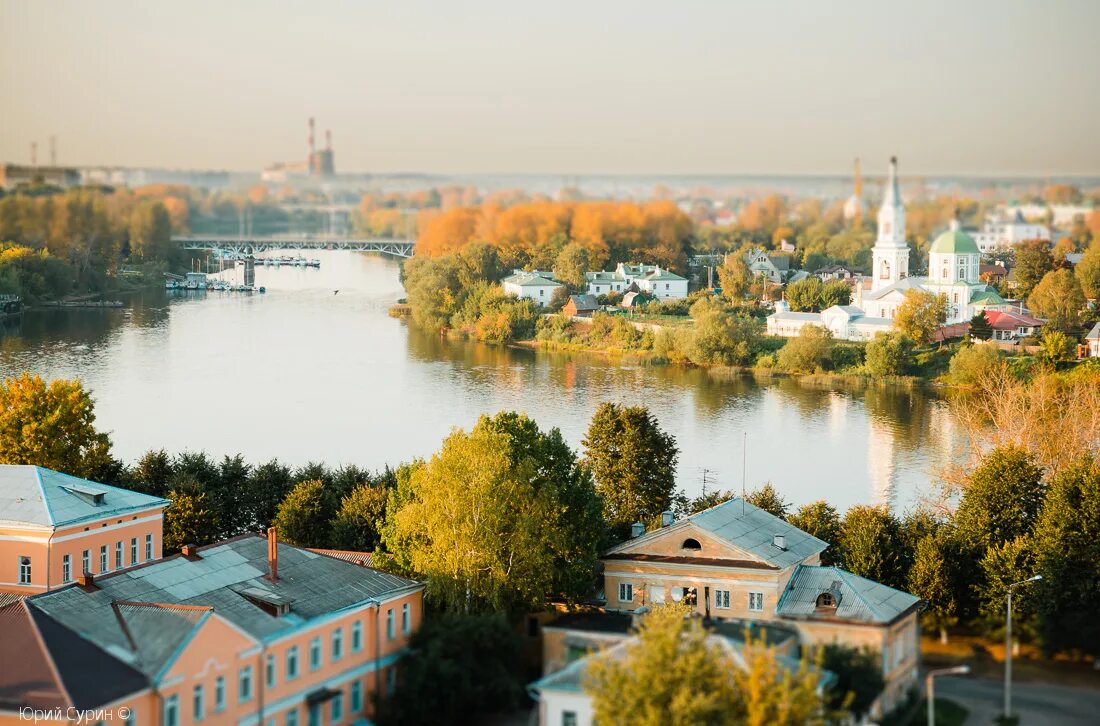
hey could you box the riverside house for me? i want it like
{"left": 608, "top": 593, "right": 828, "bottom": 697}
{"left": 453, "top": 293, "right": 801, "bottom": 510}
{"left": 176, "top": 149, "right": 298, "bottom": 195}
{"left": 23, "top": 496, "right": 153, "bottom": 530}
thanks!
{"left": 501, "top": 270, "right": 564, "bottom": 303}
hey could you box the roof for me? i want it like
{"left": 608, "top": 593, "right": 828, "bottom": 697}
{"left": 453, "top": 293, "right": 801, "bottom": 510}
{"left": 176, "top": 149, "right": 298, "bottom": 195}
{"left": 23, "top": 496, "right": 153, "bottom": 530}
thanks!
{"left": 861, "top": 276, "right": 928, "bottom": 302}
{"left": 979, "top": 264, "right": 1008, "bottom": 278}
{"left": 984, "top": 310, "right": 1043, "bottom": 330}
{"left": 111, "top": 602, "right": 212, "bottom": 678}
{"left": 1087, "top": 323, "right": 1100, "bottom": 341}
{"left": 502, "top": 272, "right": 562, "bottom": 288}
{"left": 609, "top": 498, "right": 828, "bottom": 570}
{"left": 306, "top": 548, "right": 374, "bottom": 567}
{"left": 0, "top": 465, "right": 169, "bottom": 529}
{"left": 567, "top": 294, "right": 600, "bottom": 310}
{"left": 969, "top": 290, "right": 1006, "bottom": 305}
{"left": 604, "top": 553, "right": 778, "bottom": 571}
{"left": 29, "top": 535, "right": 420, "bottom": 663}
{"left": 930, "top": 228, "right": 981, "bottom": 255}
{"left": 644, "top": 269, "right": 687, "bottom": 282}
{"left": 769, "top": 311, "right": 823, "bottom": 322}
{"left": 543, "top": 610, "right": 634, "bottom": 635}
{"left": 776, "top": 565, "right": 921, "bottom": 625}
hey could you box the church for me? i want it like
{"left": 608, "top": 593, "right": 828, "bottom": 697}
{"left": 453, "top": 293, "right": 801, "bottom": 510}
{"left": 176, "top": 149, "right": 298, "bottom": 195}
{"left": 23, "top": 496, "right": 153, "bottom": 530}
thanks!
{"left": 768, "top": 157, "right": 1007, "bottom": 340}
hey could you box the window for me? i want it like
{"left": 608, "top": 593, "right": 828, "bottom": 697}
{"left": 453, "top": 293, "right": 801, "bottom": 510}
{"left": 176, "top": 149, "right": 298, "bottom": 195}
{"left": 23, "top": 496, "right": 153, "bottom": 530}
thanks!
{"left": 331, "top": 692, "right": 343, "bottom": 723}
{"left": 266, "top": 653, "right": 276, "bottom": 688}
{"left": 351, "top": 621, "right": 362, "bottom": 652}
{"left": 563, "top": 712, "right": 578, "bottom": 726}
{"left": 193, "top": 684, "right": 204, "bottom": 722}
{"left": 286, "top": 710, "right": 298, "bottom": 726}
{"left": 131, "top": 538, "right": 138, "bottom": 565}
{"left": 308, "top": 705, "right": 321, "bottom": 726}
{"left": 286, "top": 645, "right": 299, "bottom": 679}
{"left": 164, "top": 695, "right": 179, "bottom": 726}
{"left": 18, "top": 556, "right": 31, "bottom": 584}
{"left": 62, "top": 554, "right": 71, "bottom": 583}
{"left": 145, "top": 533, "right": 153, "bottom": 561}
{"left": 350, "top": 681, "right": 362, "bottom": 713}
{"left": 714, "top": 589, "right": 730, "bottom": 609}
{"left": 100, "top": 545, "right": 108, "bottom": 573}
{"left": 681, "top": 538, "right": 702, "bottom": 551}
{"left": 215, "top": 676, "right": 225, "bottom": 712}
{"left": 618, "top": 583, "right": 633, "bottom": 603}
{"left": 748, "top": 592, "right": 764, "bottom": 612}
{"left": 239, "top": 665, "right": 253, "bottom": 702}
{"left": 402, "top": 603, "right": 410, "bottom": 634}
{"left": 309, "top": 636, "right": 321, "bottom": 670}
{"left": 82, "top": 549, "right": 90, "bottom": 575}
{"left": 816, "top": 592, "right": 836, "bottom": 609}
{"left": 115, "top": 541, "right": 123, "bottom": 569}
{"left": 331, "top": 627, "right": 343, "bottom": 661}
{"left": 386, "top": 608, "right": 395, "bottom": 640}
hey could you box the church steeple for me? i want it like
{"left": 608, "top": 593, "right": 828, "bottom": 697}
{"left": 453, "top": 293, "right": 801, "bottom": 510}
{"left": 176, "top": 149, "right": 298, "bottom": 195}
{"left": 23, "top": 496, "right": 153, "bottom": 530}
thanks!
{"left": 871, "top": 156, "right": 910, "bottom": 291}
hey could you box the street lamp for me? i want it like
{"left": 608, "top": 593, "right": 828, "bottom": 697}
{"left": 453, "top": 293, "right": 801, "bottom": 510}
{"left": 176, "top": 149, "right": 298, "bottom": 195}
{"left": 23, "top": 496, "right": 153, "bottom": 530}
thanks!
{"left": 926, "top": 665, "right": 970, "bottom": 726}
{"left": 1004, "top": 574, "right": 1042, "bottom": 721}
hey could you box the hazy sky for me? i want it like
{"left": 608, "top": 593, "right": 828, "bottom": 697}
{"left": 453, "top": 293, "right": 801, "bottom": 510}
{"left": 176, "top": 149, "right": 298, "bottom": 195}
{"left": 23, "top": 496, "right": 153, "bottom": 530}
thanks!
{"left": 2, "top": 0, "right": 1098, "bottom": 175}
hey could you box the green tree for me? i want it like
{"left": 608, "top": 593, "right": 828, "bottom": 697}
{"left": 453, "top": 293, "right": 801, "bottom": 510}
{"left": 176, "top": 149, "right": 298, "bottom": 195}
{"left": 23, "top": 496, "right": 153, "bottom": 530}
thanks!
{"left": 1075, "top": 241, "right": 1100, "bottom": 300}
{"left": 976, "top": 536, "right": 1037, "bottom": 637}
{"left": 838, "top": 505, "right": 905, "bottom": 589}
{"left": 955, "top": 446, "right": 1045, "bottom": 552}
{"left": 821, "top": 645, "right": 884, "bottom": 719}
{"left": 583, "top": 403, "right": 679, "bottom": 530}
{"left": 968, "top": 311, "right": 993, "bottom": 341}
{"left": 863, "top": 332, "right": 914, "bottom": 376}
{"left": 163, "top": 486, "right": 219, "bottom": 552}
{"left": 553, "top": 242, "right": 590, "bottom": 289}
{"left": 686, "top": 297, "right": 762, "bottom": 366}
{"left": 745, "top": 482, "right": 789, "bottom": 518}
{"left": 128, "top": 449, "right": 175, "bottom": 497}
{"left": 1028, "top": 269, "right": 1085, "bottom": 332}
{"left": 585, "top": 605, "right": 741, "bottom": 726}
{"left": 330, "top": 484, "right": 389, "bottom": 552}
{"left": 0, "top": 373, "right": 115, "bottom": 481}
{"left": 383, "top": 413, "right": 602, "bottom": 613}
{"left": 908, "top": 533, "right": 957, "bottom": 643}
{"left": 717, "top": 253, "right": 751, "bottom": 299}
{"left": 1038, "top": 330, "right": 1075, "bottom": 363}
{"left": 686, "top": 489, "right": 736, "bottom": 515}
{"left": 1013, "top": 238, "right": 1054, "bottom": 297}
{"left": 1032, "top": 456, "right": 1100, "bottom": 655}
{"left": 946, "top": 342, "right": 1002, "bottom": 386}
{"left": 272, "top": 479, "right": 336, "bottom": 548}
{"left": 819, "top": 279, "right": 852, "bottom": 308}
{"left": 402, "top": 254, "right": 462, "bottom": 332}
{"left": 377, "top": 614, "right": 524, "bottom": 726}
{"left": 785, "top": 277, "right": 824, "bottom": 312}
{"left": 893, "top": 289, "right": 947, "bottom": 345}
{"left": 242, "top": 459, "right": 294, "bottom": 532}
{"left": 777, "top": 325, "right": 834, "bottom": 373}
{"left": 787, "top": 501, "right": 842, "bottom": 564}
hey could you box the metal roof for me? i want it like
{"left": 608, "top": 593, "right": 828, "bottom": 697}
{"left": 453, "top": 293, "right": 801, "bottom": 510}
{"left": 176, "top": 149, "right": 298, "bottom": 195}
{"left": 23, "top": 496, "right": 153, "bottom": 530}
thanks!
{"left": 0, "top": 465, "right": 169, "bottom": 528}
{"left": 776, "top": 565, "right": 920, "bottom": 625}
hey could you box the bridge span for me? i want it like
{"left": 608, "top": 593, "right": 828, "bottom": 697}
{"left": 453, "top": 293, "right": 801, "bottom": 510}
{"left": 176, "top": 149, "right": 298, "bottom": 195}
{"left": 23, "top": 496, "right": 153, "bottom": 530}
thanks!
{"left": 173, "top": 235, "right": 416, "bottom": 258}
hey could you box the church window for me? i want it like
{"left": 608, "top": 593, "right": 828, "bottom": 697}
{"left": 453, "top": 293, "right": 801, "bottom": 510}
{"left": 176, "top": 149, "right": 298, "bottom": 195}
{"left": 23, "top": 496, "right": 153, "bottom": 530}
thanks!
{"left": 879, "top": 260, "right": 890, "bottom": 279}
{"left": 883, "top": 222, "right": 891, "bottom": 235}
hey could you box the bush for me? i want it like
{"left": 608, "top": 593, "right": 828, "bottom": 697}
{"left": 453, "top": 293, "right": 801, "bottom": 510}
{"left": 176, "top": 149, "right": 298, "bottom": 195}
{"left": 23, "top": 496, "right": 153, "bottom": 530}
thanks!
{"left": 829, "top": 342, "right": 865, "bottom": 372}
{"left": 686, "top": 297, "right": 763, "bottom": 365}
{"left": 777, "top": 325, "right": 834, "bottom": 373}
{"left": 946, "top": 343, "right": 1002, "bottom": 386}
{"left": 865, "top": 332, "right": 915, "bottom": 376}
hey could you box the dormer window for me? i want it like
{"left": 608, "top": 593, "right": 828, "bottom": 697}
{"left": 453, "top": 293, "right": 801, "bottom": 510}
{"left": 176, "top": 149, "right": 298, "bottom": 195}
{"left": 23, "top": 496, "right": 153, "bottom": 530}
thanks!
{"left": 681, "top": 538, "right": 702, "bottom": 551}
{"left": 815, "top": 592, "right": 835, "bottom": 609}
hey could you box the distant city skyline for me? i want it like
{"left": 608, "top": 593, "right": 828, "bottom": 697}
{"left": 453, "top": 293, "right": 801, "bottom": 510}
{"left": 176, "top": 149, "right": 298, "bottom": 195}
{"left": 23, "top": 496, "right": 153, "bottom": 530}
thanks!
{"left": 2, "top": 0, "right": 1098, "bottom": 176}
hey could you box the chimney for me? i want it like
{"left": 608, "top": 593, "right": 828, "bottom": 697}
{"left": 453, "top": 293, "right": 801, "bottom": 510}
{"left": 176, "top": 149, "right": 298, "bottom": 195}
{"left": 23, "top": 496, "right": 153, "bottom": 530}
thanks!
{"left": 181, "top": 544, "right": 200, "bottom": 560}
{"left": 630, "top": 522, "right": 646, "bottom": 538}
{"left": 772, "top": 534, "right": 787, "bottom": 551}
{"left": 661, "top": 510, "right": 674, "bottom": 527}
{"left": 325, "top": 129, "right": 332, "bottom": 151}
{"left": 267, "top": 527, "right": 279, "bottom": 582}
{"left": 77, "top": 572, "right": 97, "bottom": 591}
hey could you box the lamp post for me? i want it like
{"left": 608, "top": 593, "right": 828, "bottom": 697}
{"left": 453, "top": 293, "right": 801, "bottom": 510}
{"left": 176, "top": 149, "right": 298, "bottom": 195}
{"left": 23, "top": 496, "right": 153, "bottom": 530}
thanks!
{"left": 926, "top": 665, "right": 970, "bottom": 726}
{"left": 1004, "top": 574, "right": 1042, "bottom": 721}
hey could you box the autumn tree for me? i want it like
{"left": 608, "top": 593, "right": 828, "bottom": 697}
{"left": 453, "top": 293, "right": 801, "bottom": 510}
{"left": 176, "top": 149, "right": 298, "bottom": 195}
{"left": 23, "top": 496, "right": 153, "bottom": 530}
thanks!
{"left": 893, "top": 289, "right": 947, "bottom": 344}
{"left": 1012, "top": 238, "right": 1054, "bottom": 297}
{"left": 1075, "top": 241, "right": 1100, "bottom": 300}
{"left": 1028, "top": 269, "right": 1085, "bottom": 332}
{"left": 163, "top": 486, "right": 219, "bottom": 552}
{"left": 583, "top": 403, "right": 679, "bottom": 531}
{"left": 382, "top": 413, "right": 602, "bottom": 613}
{"left": 128, "top": 201, "right": 173, "bottom": 262}
{"left": 272, "top": 479, "right": 336, "bottom": 548}
{"left": 0, "top": 373, "right": 115, "bottom": 481}
{"left": 553, "top": 242, "right": 590, "bottom": 289}
{"left": 717, "top": 253, "right": 751, "bottom": 299}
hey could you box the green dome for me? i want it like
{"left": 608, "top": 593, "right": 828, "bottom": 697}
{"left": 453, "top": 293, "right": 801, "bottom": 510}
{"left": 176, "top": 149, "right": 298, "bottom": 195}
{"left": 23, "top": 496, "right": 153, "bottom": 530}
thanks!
{"left": 930, "top": 228, "right": 980, "bottom": 255}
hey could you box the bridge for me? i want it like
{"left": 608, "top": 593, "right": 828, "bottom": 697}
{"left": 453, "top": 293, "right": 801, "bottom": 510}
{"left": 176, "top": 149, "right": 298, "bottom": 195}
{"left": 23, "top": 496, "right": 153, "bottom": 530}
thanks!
{"left": 173, "top": 235, "right": 416, "bottom": 258}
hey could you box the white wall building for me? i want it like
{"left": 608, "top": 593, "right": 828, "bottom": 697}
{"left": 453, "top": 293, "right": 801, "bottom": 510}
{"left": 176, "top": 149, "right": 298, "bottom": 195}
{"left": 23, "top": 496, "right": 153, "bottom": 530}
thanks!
{"left": 501, "top": 270, "right": 563, "bottom": 303}
{"left": 585, "top": 263, "right": 688, "bottom": 299}
{"left": 766, "top": 301, "right": 892, "bottom": 341}
{"left": 970, "top": 210, "right": 1050, "bottom": 253}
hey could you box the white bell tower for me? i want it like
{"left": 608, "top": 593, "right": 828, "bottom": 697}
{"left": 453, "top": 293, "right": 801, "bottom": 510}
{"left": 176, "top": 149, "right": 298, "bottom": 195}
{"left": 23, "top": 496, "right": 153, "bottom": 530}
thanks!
{"left": 871, "top": 156, "right": 910, "bottom": 292}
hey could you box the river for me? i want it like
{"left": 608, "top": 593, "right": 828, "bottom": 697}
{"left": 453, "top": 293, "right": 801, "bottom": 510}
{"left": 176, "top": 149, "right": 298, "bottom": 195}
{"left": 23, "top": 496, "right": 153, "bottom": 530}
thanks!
{"left": 0, "top": 251, "right": 959, "bottom": 512}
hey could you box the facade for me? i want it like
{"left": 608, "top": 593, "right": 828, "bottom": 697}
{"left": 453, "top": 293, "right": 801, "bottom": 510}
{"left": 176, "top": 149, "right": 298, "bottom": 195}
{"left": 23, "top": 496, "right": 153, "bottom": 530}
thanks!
{"left": 595, "top": 498, "right": 921, "bottom": 716}
{"left": 563, "top": 295, "right": 599, "bottom": 317}
{"left": 502, "top": 270, "right": 564, "bottom": 303}
{"left": 983, "top": 310, "right": 1043, "bottom": 341}
{"left": 1084, "top": 323, "right": 1100, "bottom": 357}
{"left": 970, "top": 210, "right": 1049, "bottom": 253}
{"left": 585, "top": 263, "right": 688, "bottom": 300}
{"left": 0, "top": 466, "right": 169, "bottom": 596}
{"left": 0, "top": 164, "right": 80, "bottom": 189}
{"left": 766, "top": 301, "right": 892, "bottom": 341}
{"left": 0, "top": 531, "right": 423, "bottom": 726}
{"left": 814, "top": 264, "right": 859, "bottom": 281}
{"left": 743, "top": 249, "right": 790, "bottom": 284}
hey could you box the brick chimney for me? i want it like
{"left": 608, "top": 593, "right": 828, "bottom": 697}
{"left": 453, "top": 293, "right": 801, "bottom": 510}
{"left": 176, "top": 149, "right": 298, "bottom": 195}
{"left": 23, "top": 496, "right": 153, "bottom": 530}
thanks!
{"left": 77, "top": 572, "right": 97, "bottom": 591}
{"left": 181, "top": 544, "right": 201, "bottom": 560}
{"left": 267, "top": 527, "right": 279, "bottom": 582}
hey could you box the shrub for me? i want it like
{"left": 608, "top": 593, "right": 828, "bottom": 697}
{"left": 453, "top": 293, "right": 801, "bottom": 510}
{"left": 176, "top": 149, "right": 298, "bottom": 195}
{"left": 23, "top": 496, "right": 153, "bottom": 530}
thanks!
{"left": 864, "top": 332, "right": 915, "bottom": 376}
{"left": 946, "top": 343, "right": 1001, "bottom": 386}
{"left": 777, "top": 325, "right": 834, "bottom": 373}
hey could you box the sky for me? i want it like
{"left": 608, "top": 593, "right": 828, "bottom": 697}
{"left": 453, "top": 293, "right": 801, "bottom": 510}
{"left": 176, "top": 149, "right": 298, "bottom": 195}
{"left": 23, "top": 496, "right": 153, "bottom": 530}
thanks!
{"left": 2, "top": 0, "right": 1098, "bottom": 176}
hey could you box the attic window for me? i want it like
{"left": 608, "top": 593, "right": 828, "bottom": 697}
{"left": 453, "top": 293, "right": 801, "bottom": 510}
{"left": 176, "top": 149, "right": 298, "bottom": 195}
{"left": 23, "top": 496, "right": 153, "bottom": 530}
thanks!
{"left": 61, "top": 484, "right": 106, "bottom": 506}
{"left": 815, "top": 592, "right": 836, "bottom": 609}
{"left": 681, "top": 538, "right": 702, "bottom": 551}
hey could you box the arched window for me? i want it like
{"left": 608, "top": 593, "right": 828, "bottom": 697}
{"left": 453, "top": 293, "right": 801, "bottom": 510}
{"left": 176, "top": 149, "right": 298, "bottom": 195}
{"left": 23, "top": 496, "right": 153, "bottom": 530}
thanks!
{"left": 681, "top": 538, "right": 702, "bottom": 551}
{"left": 879, "top": 259, "right": 890, "bottom": 280}
{"left": 815, "top": 592, "right": 836, "bottom": 609}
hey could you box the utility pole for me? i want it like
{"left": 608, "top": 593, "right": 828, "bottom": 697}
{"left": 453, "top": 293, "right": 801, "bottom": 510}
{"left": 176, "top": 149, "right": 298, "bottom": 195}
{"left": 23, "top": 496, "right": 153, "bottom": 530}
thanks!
{"left": 1004, "top": 575, "right": 1042, "bottom": 721}
{"left": 926, "top": 665, "right": 969, "bottom": 726}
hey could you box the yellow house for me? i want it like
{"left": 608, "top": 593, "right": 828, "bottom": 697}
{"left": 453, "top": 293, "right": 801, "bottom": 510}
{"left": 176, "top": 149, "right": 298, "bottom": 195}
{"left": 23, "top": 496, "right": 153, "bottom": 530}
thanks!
{"left": 596, "top": 498, "right": 922, "bottom": 716}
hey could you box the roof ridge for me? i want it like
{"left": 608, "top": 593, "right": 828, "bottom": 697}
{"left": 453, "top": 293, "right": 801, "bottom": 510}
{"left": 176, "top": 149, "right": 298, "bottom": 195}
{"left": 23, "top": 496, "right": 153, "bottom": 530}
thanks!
{"left": 831, "top": 567, "right": 891, "bottom": 621}
{"left": 34, "top": 466, "right": 56, "bottom": 526}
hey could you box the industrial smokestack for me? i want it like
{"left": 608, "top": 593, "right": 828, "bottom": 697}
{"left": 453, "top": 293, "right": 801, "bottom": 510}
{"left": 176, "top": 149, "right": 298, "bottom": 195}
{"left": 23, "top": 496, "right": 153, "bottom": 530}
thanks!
{"left": 308, "top": 117, "right": 316, "bottom": 158}
{"left": 325, "top": 129, "right": 332, "bottom": 151}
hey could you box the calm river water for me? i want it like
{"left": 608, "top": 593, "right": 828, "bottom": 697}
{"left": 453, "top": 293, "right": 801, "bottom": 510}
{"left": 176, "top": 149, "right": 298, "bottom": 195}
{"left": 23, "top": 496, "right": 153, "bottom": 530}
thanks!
{"left": 0, "top": 251, "right": 959, "bottom": 512}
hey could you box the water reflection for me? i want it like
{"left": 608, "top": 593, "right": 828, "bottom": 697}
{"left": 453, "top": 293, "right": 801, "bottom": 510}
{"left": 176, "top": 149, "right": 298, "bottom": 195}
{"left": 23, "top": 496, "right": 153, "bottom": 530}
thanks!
{"left": 0, "top": 251, "right": 956, "bottom": 512}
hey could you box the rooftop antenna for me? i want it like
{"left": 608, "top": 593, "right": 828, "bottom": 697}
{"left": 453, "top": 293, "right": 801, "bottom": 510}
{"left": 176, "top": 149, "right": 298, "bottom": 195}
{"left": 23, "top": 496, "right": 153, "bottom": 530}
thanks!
{"left": 50, "top": 136, "right": 57, "bottom": 166}
{"left": 741, "top": 432, "right": 747, "bottom": 515}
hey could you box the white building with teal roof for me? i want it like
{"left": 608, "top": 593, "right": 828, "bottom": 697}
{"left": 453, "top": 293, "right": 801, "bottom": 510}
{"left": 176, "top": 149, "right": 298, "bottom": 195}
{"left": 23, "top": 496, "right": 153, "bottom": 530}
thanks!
{"left": 585, "top": 262, "right": 688, "bottom": 299}
{"left": 501, "top": 269, "right": 564, "bottom": 303}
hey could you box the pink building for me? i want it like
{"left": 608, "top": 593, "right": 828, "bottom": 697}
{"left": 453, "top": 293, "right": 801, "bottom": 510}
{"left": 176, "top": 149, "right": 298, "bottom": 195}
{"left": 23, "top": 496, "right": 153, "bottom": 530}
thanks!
{"left": 0, "top": 529, "right": 424, "bottom": 725}
{"left": 0, "top": 466, "right": 170, "bottom": 595}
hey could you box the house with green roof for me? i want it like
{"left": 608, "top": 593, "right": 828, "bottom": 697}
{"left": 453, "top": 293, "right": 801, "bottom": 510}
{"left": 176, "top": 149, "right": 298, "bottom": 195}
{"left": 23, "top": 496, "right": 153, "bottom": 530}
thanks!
{"left": 501, "top": 269, "right": 563, "bottom": 304}
{"left": 585, "top": 262, "right": 688, "bottom": 300}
